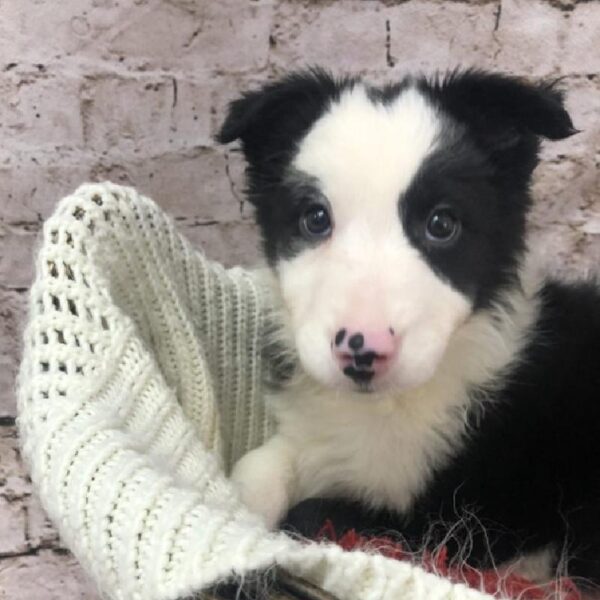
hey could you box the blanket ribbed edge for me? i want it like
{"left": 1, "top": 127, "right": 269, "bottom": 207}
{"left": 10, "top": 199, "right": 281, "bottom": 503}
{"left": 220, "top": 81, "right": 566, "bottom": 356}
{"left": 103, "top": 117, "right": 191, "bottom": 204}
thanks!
{"left": 17, "top": 182, "right": 495, "bottom": 600}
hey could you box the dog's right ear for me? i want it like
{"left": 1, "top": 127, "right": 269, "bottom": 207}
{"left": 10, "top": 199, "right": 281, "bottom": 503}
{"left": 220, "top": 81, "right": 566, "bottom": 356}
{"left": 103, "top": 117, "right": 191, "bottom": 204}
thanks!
{"left": 428, "top": 70, "right": 578, "bottom": 183}
{"left": 217, "top": 69, "right": 349, "bottom": 170}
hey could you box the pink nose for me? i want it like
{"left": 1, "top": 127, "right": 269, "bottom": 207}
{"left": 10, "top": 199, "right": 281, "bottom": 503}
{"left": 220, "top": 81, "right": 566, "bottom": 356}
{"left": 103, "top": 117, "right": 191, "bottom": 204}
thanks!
{"left": 332, "top": 327, "right": 399, "bottom": 385}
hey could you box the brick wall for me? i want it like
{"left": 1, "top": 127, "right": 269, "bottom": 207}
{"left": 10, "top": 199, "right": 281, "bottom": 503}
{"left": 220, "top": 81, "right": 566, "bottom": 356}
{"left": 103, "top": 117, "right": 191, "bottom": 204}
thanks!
{"left": 0, "top": 1, "right": 599, "bottom": 597}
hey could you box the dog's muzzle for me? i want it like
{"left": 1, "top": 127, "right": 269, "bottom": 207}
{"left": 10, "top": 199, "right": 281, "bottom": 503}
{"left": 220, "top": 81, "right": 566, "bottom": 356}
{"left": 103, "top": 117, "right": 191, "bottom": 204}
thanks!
{"left": 332, "top": 327, "right": 399, "bottom": 385}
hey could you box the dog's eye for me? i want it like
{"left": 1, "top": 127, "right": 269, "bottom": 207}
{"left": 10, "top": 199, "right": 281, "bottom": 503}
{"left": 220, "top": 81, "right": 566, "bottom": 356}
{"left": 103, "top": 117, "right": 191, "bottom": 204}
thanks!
{"left": 300, "top": 204, "right": 332, "bottom": 239}
{"left": 425, "top": 207, "right": 461, "bottom": 244}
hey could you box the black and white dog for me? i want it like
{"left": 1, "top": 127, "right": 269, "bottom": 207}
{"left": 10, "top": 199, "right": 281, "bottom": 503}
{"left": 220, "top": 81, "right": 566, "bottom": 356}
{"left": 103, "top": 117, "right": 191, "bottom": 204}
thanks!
{"left": 218, "top": 69, "right": 600, "bottom": 588}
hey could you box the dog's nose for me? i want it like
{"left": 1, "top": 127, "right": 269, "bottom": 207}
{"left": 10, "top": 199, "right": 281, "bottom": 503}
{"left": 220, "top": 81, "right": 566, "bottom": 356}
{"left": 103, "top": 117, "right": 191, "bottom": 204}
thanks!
{"left": 332, "top": 327, "right": 399, "bottom": 384}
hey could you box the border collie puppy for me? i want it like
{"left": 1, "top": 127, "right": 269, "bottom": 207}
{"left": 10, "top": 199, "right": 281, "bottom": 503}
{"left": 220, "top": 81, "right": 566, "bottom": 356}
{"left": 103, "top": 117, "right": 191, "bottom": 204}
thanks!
{"left": 217, "top": 69, "right": 600, "bottom": 587}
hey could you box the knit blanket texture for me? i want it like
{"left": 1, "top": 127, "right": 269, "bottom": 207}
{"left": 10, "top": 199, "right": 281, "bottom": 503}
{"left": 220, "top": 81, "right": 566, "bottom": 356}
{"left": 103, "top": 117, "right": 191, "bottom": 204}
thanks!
{"left": 17, "top": 182, "right": 498, "bottom": 600}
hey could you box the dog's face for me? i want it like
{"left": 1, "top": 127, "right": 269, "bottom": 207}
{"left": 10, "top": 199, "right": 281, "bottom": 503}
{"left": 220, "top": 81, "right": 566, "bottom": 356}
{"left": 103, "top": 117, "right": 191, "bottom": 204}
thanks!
{"left": 219, "top": 70, "right": 574, "bottom": 393}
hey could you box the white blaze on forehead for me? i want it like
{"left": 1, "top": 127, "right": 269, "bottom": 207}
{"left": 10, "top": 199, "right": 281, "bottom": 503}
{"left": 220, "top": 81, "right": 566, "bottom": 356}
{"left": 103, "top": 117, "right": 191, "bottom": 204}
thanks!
{"left": 293, "top": 84, "right": 442, "bottom": 217}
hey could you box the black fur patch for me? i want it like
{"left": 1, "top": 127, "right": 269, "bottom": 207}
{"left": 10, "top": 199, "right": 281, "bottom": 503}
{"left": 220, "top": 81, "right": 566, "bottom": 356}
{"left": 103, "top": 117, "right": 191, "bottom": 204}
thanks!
{"left": 399, "top": 131, "right": 526, "bottom": 309}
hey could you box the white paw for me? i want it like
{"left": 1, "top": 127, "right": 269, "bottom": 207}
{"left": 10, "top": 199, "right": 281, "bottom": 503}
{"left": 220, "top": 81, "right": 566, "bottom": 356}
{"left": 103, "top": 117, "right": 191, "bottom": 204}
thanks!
{"left": 231, "top": 439, "right": 295, "bottom": 529}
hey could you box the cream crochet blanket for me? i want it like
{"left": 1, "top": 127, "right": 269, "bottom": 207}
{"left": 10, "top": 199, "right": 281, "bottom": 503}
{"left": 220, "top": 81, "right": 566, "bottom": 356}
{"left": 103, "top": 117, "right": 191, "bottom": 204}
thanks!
{"left": 17, "top": 183, "right": 494, "bottom": 600}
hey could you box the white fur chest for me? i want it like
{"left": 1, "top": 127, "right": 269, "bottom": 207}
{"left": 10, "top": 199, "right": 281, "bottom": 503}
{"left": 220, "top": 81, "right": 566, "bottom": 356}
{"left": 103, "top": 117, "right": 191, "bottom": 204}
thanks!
{"left": 231, "top": 276, "right": 539, "bottom": 528}
{"left": 272, "top": 379, "right": 472, "bottom": 513}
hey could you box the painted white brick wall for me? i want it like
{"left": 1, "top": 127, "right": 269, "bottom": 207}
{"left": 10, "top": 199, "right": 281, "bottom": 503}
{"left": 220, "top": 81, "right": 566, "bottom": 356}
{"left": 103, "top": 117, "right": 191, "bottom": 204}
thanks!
{"left": 1, "top": 1, "right": 599, "bottom": 597}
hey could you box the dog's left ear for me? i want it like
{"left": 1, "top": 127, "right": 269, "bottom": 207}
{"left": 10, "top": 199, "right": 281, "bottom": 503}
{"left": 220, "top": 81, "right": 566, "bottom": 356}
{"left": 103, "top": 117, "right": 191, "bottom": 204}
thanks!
{"left": 216, "top": 69, "right": 347, "bottom": 171}
{"left": 429, "top": 70, "right": 578, "bottom": 178}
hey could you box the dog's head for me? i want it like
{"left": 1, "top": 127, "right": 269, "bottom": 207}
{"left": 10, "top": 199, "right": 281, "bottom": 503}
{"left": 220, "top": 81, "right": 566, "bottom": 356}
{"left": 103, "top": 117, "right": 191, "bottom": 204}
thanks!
{"left": 218, "top": 69, "right": 575, "bottom": 393}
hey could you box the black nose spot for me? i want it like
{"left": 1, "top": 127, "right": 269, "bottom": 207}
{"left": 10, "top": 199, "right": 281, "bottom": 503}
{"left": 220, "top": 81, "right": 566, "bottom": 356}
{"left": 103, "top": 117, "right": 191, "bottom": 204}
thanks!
{"left": 354, "top": 351, "right": 376, "bottom": 368}
{"left": 334, "top": 328, "right": 346, "bottom": 346}
{"left": 343, "top": 366, "right": 374, "bottom": 383}
{"left": 348, "top": 333, "right": 364, "bottom": 351}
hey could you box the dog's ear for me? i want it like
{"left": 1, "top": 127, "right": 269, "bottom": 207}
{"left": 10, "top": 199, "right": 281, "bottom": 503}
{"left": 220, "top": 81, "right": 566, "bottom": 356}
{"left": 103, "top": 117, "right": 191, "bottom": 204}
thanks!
{"left": 429, "top": 70, "right": 578, "bottom": 179}
{"left": 433, "top": 70, "right": 577, "bottom": 140}
{"left": 217, "top": 69, "right": 349, "bottom": 170}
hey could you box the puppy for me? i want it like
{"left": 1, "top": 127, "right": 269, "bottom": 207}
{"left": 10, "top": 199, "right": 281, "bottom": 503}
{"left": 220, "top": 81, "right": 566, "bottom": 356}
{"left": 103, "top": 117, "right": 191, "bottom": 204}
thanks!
{"left": 217, "top": 69, "right": 600, "bottom": 587}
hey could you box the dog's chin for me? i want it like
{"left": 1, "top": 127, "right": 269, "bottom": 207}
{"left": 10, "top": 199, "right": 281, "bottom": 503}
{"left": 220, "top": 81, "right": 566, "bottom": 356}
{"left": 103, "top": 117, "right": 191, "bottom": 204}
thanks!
{"left": 347, "top": 374, "right": 430, "bottom": 397}
{"left": 301, "top": 361, "right": 437, "bottom": 399}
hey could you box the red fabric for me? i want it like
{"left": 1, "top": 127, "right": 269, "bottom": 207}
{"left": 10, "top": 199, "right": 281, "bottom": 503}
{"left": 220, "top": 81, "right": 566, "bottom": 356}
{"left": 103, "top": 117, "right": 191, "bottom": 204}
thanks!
{"left": 317, "top": 520, "right": 581, "bottom": 600}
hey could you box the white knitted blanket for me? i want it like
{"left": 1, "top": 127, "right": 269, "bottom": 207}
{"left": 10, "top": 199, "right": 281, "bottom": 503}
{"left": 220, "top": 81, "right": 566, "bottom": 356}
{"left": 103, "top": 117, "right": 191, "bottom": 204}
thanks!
{"left": 17, "top": 183, "right": 494, "bottom": 600}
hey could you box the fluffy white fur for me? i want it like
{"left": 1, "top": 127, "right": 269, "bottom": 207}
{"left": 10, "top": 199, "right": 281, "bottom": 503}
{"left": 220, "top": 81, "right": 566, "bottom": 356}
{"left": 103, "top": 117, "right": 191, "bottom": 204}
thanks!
{"left": 231, "top": 85, "right": 543, "bottom": 531}
{"left": 232, "top": 263, "right": 540, "bottom": 527}
{"left": 499, "top": 546, "right": 556, "bottom": 584}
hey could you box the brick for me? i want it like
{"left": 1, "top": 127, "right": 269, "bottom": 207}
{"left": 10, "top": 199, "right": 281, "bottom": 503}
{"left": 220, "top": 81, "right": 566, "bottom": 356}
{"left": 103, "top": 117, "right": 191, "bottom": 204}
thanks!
{"left": 81, "top": 75, "right": 212, "bottom": 154}
{"left": 494, "top": 0, "right": 565, "bottom": 77}
{"left": 531, "top": 160, "right": 599, "bottom": 229}
{"left": 530, "top": 223, "right": 600, "bottom": 278}
{"left": 271, "top": 2, "right": 385, "bottom": 71}
{"left": 0, "top": 73, "right": 84, "bottom": 151}
{"left": 0, "top": 496, "right": 27, "bottom": 555}
{"left": 25, "top": 494, "right": 61, "bottom": 550}
{"left": 0, "top": 353, "right": 18, "bottom": 420}
{"left": 0, "top": 1, "right": 139, "bottom": 65}
{"left": 387, "top": 1, "right": 498, "bottom": 74}
{"left": 0, "top": 291, "right": 27, "bottom": 420}
{"left": 0, "top": 428, "right": 31, "bottom": 501}
{"left": 94, "top": 148, "right": 243, "bottom": 223}
{"left": 107, "top": 1, "right": 273, "bottom": 73}
{"left": 529, "top": 158, "right": 600, "bottom": 277}
{"left": 0, "top": 223, "right": 38, "bottom": 291}
{"left": 0, "top": 8, "right": 18, "bottom": 65}
{"left": 0, "top": 154, "right": 99, "bottom": 222}
{"left": 0, "top": 550, "right": 100, "bottom": 600}
{"left": 561, "top": 3, "right": 600, "bottom": 74}
{"left": 180, "top": 220, "right": 262, "bottom": 269}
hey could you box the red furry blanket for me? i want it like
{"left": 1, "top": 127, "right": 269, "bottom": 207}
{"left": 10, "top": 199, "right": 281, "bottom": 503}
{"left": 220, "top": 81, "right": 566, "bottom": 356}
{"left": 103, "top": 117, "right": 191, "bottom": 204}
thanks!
{"left": 317, "top": 520, "right": 581, "bottom": 600}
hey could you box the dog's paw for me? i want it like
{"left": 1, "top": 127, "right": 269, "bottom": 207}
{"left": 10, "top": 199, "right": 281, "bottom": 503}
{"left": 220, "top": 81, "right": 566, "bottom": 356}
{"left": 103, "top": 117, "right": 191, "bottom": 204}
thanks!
{"left": 231, "top": 440, "right": 295, "bottom": 530}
